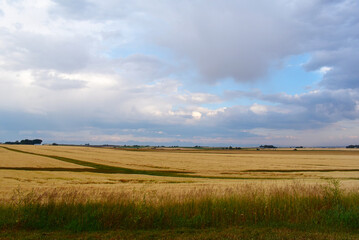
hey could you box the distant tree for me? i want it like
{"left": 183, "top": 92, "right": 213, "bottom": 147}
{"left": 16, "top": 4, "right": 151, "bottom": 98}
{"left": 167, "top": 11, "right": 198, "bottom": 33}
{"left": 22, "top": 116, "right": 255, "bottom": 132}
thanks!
{"left": 5, "top": 140, "right": 19, "bottom": 144}
{"left": 20, "top": 139, "right": 30, "bottom": 144}
{"left": 5, "top": 139, "right": 42, "bottom": 145}
{"left": 346, "top": 145, "right": 359, "bottom": 148}
{"left": 33, "top": 139, "right": 42, "bottom": 145}
{"left": 259, "top": 145, "right": 277, "bottom": 149}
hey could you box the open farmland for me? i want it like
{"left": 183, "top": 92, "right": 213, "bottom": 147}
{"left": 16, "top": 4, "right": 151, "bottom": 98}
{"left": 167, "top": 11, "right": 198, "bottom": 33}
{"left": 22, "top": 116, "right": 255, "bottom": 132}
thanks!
{"left": 1, "top": 145, "right": 359, "bottom": 239}
{"left": 1, "top": 145, "right": 359, "bottom": 195}
{"left": 1, "top": 145, "right": 359, "bottom": 200}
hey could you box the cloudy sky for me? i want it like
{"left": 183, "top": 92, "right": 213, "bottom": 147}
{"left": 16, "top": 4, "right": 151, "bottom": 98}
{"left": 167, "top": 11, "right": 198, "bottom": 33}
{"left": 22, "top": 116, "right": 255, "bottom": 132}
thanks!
{"left": 1, "top": 0, "right": 359, "bottom": 146}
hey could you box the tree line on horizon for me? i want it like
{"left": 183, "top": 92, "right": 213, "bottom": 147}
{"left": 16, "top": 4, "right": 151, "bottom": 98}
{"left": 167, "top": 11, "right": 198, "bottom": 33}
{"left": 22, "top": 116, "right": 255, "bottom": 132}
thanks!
{"left": 346, "top": 145, "right": 359, "bottom": 148}
{"left": 4, "top": 139, "right": 43, "bottom": 145}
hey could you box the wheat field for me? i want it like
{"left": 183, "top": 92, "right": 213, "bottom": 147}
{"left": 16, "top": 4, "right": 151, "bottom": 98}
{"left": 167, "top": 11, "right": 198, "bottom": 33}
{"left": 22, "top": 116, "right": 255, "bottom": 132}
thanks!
{"left": 2, "top": 144, "right": 359, "bottom": 237}
{"left": 0, "top": 144, "right": 359, "bottom": 201}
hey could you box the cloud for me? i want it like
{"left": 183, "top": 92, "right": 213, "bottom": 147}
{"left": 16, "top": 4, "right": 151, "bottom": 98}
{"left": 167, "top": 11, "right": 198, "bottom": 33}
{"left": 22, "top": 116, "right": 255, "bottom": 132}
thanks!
{"left": 191, "top": 111, "right": 202, "bottom": 120}
{"left": 10, "top": 0, "right": 358, "bottom": 88}
{"left": 115, "top": 54, "right": 172, "bottom": 83}
{"left": 250, "top": 104, "right": 268, "bottom": 115}
{"left": 31, "top": 70, "right": 87, "bottom": 90}
{"left": 0, "top": 0, "right": 359, "bottom": 146}
{"left": 222, "top": 88, "right": 359, "bottom": 130}
{"left": 305, "top": 48, "right": 359, "bottom": 89}
{"left": 0, "top": 31, "right": 92, "bottom": 72}
{"left": 50, "top": 0, "right": 96, "bottom": 20}
{"left": 148, "top": 1, "right": 300, "bottom": 83}
{"left": 151, "top": 0, "right": 359, "bottom": 90}
{"left": 127, "top": 0, "right": 357, "bottom": 86}
{"left": 50, "top": 0, "right": 138, "bottom": 21}
{"left": 177, "top": 92, "right": 221, "bottom": 105}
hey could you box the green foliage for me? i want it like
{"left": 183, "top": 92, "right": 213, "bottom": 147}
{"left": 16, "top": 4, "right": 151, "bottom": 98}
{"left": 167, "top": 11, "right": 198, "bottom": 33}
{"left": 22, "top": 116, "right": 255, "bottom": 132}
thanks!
{"left": 1, "top": 180, "right": 359, "bottom": 233}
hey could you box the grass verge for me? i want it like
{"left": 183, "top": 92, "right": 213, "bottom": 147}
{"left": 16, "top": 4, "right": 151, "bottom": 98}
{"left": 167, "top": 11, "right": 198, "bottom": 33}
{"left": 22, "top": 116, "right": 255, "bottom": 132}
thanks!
{"left": 2, "top": 226, "right": 359, "bottom": 240}
{"left": 1, "top": 180, "right": 359, "bottom": 234}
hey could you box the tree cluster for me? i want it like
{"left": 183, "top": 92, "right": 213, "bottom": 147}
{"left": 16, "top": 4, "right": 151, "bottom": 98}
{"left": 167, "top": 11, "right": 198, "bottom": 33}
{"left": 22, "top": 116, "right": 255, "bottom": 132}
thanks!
{"left": 346, "top": 145, "right": 359, "bottom": 148}
{"left": 5, "top": 139, "right": 43, "bottom": 145}
{"left": 259, "top": 145, "right": 277, "bottom": 149}
{"left": 223, "top": 146, "right": 241, "bottom": 150}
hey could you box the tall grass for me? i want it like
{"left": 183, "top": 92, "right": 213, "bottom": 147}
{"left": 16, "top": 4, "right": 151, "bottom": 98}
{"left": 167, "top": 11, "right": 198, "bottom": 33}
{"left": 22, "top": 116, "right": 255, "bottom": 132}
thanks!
{"left": 1, "top": 180, "right": 359, "bottom": 232}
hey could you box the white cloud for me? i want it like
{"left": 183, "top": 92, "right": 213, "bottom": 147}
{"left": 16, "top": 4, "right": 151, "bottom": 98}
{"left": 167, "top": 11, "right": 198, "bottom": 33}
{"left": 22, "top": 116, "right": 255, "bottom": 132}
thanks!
{"left": 250, "top": 103, "right": 268, "bottom": 115}
{"left": 191, "top": 111, "right": 202, "bottom": 120}
{"left": 177, "top": 92, "right": 221, "bottom": 105}
{"left": 319, "top": 66, "right": 332, "bottom": 74}
{"left": 32, "top": 70, "right": 87, "bottom": 90}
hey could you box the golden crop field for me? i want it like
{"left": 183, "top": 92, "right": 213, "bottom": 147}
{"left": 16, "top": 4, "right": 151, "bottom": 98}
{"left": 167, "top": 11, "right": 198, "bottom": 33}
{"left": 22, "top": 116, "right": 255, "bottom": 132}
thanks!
{"left": 1, "top": 144, "right": 359, "bottom": 201}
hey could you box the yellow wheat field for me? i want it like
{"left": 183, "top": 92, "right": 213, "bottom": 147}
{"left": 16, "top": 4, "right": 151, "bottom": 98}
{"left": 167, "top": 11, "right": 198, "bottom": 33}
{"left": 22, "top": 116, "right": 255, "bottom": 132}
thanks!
{"left": 0, "top": 144, "right": 359, "bottom": 201}
{"left": 0, "top": 146, "right": 91, "bottom": 169}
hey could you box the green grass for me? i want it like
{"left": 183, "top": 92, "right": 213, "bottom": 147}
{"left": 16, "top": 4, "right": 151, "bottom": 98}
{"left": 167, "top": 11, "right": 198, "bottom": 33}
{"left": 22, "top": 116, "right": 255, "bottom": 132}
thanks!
{"left": 2, "top": 226, "right": 359, "bottom": 240}
{"left": 1, "top": 180, "right": 359, "bottom": 234}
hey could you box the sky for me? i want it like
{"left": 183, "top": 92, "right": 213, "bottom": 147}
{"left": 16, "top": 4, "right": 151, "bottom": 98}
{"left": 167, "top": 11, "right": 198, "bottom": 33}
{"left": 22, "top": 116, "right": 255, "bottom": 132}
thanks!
{"left": 0, "top": 0, "right": 359, "bottom": 147}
